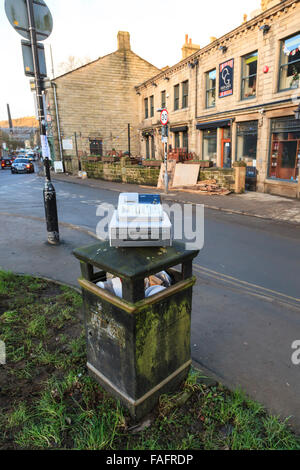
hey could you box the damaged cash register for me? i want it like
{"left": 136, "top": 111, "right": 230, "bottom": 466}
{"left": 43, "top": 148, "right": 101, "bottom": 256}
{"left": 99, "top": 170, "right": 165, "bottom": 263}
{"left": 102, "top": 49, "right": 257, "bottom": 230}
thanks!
{"left": 97, "top": 193, "right": 174, "bottom": 298}
{"left": 109, "top": 193, "right": 172, "bottom": 248}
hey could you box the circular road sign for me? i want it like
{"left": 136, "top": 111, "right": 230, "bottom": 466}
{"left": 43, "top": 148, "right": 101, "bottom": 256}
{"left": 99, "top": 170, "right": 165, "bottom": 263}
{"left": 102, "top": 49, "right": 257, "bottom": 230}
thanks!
{"left": 160, "top": 109, "right": 169, "bottom": 126}
{"left": 5, "top": 0, "right": 53, "bottom": 41}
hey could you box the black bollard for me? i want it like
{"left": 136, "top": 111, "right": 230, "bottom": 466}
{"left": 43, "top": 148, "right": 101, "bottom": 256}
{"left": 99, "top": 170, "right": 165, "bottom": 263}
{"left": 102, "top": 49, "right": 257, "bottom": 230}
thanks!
{"left": 43, "top": 158, "right": 60, "bottom": 245}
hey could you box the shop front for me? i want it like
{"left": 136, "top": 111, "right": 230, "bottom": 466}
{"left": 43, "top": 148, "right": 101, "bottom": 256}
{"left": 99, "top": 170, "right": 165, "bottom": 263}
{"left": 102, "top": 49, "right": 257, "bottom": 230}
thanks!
{"left": 196, "top": 119, "right": 232, "bottom": 168}
{"left": 268, "top": 117, "right": 300, "bottom": 182}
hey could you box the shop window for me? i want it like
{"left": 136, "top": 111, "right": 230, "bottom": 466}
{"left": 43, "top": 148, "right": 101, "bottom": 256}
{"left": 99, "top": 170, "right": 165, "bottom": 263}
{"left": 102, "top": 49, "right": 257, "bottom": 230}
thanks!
{"left": 236, "top": 121, "right": 258, "bottom": 165}
{"left": 182, "top": 80, "right": 189, "bottom": 108}
{"left": 150, "top": 95, "right": 154, "bottom": 117}
{"left": 161, "top": 90, "right": 166, "bottom": 109}
{"left": 183, "top": 131, "right": 188, "bottom": 152}
{"left": 174, "top": 84, "right": 180, "bottom": 111}
{"left": 279, "top": 33, "right": 300, "bottom": 91}
{"left": 241, "top": 52, "right": 257, "bottom": 100}
{"left": 206, "top": 69, "right": 216, "bottom": 108}
{"left": 269, "top": 117, "right": 300, "bottom": 181}
{"left": 203, "top": 129, "right": 217, "bottom": 165}
{"left": 90, "top": 139, "right": 103, "bottom": 156}
{"left": 144, "top": 98, "right": 148, "bottom": 119}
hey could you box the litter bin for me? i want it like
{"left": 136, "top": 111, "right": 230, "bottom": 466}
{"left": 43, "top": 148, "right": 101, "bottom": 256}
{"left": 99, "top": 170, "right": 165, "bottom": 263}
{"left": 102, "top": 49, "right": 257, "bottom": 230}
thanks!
{"left": 73, "top": 240, "right": 199, "bottom": 420}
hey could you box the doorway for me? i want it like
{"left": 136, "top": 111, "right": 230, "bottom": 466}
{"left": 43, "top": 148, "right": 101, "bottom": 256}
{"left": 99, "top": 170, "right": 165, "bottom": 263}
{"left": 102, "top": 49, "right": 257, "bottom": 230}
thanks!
{"left": 221, "top": 127, "right": 231, "bottom": 168}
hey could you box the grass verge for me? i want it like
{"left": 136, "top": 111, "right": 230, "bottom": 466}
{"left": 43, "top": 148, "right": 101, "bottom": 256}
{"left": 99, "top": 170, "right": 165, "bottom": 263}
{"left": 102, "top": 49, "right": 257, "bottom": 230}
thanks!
{"left": 0, "top": 270, "right": 299, "bottom": 450}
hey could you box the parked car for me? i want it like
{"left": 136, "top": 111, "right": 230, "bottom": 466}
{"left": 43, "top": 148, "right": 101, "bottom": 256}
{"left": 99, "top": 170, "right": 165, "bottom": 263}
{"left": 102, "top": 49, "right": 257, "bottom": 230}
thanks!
{"left": 1, "top": 158, "right": 12, "bottom": 169}
{"left": 11, "top": 158, "right": 34, "bottom": 174}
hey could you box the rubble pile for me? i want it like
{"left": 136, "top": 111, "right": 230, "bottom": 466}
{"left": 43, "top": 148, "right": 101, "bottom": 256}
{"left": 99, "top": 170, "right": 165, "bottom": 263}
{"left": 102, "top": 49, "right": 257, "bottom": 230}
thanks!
{"left": 172, "top": 179, "right": 232, "bottom": 196}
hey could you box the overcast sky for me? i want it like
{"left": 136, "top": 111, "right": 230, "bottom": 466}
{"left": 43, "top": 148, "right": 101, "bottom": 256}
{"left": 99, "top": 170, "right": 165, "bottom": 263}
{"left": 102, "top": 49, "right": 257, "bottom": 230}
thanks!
{"left": 0, "top": 0, "right": 261, "bottom": 121}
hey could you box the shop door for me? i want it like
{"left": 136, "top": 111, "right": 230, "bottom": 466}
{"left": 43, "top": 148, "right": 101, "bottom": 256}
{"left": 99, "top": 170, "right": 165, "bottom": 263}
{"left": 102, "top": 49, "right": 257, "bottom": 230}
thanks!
{"left": 276, "top": 141, "right": 298, "bottom": 180}
{"left": 221, "top": 128, "right": 231, "bottom": 168}
{"left": 222, "top": 141, "right": 231, "bottom": 168}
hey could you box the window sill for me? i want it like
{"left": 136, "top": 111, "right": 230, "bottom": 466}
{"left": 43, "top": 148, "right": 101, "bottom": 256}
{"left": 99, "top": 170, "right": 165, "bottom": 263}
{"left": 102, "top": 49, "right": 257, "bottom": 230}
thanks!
{"left": 240, "top": 96, "right": 257, "bottom": 102}
{"left": 266, "top": 177, "right": 298, "bottom": 184}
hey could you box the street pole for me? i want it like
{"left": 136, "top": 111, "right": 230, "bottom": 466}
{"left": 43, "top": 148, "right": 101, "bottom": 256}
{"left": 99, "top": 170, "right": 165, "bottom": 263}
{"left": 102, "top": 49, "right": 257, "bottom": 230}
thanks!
{"left": 25, "top": 0, "right": 59, "bottom": 245}
{"left": 128, "top": 123, "right": 131, "bottom": 157}
{"left": 164, "top": 139, "right": 168, "bottom": 194}
{"left": 74, "top": 131, "right": 81, "bottom": 171}
{"left": 43, "top": 158, "right": 59, "bottom": 244}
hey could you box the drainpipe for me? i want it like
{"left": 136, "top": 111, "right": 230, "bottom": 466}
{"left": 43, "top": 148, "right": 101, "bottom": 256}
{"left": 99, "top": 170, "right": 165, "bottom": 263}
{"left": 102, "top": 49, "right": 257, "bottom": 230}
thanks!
{"left": 51, "top": 82, "right": 64, "bottom": 167}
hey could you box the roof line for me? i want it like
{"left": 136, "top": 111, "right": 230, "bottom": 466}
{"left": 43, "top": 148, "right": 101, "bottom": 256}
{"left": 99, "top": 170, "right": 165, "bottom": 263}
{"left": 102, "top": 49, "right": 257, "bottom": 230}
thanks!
{"left": 136, "top": 0, "right": 297, "bottom": 89}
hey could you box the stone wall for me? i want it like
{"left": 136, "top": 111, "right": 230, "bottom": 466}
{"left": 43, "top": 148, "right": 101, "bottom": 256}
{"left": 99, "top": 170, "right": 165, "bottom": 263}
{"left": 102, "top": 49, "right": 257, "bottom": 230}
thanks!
{"left": 82, "top": 160, "right": 160, "bottom": 186}
{"left": 82, "top": 160, "right": 237, "bottom": 189}
{"left": 198, "top": 168, "right": 235, "bottom": 191}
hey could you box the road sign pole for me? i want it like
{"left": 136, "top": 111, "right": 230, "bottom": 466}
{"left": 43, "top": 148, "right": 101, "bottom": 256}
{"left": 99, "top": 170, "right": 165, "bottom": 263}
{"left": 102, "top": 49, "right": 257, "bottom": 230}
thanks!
{"left": 25, "top": 0, "right": 59, "bottom": 245}
{"left": 43, "top": 158, "right": 60, "bottom": 245}
{"left": 160, "top": 109, "right": 169, "bottom": 194}
{"left": 25, "top": 0, "right": 44, "bottom": 136}
{"left": 164, "top": 140, "right": 168, "bottom": 194}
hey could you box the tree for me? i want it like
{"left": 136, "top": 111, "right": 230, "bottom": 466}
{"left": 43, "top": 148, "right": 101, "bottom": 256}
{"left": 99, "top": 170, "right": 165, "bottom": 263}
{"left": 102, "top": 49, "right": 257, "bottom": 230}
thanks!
{"left": 56, "top": 55, "right": 91, "bottom": 75}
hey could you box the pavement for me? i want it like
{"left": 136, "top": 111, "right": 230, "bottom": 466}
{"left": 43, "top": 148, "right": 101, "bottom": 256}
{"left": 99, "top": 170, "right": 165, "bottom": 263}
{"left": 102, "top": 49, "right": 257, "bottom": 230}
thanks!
{"left": 52, "top": 171, "right": 300, "bottom": 225}
{"left": 1, "top": 166, "right": 300, "bottom": 432}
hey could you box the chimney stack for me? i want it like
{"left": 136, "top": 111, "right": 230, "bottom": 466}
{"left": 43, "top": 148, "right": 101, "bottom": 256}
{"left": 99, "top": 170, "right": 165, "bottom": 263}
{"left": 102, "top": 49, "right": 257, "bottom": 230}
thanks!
{"left": 182, "top": 34, "right": 200, "bottom": 60}
{"left": 117, "top": 31, "right": 131, "bottom": 51}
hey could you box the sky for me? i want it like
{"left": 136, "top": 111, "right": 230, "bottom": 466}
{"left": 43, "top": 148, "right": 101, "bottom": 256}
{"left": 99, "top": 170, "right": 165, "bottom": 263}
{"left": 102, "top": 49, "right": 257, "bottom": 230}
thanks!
{"left": 0, "top": 0, "right": 261, "bottom": 121}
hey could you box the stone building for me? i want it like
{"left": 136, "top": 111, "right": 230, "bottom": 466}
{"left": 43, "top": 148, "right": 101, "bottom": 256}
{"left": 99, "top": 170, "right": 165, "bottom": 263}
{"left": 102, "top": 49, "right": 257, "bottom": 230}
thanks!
{"left": 136, "top": 0, "right": 300, "bottom": 198}
{"left": 45, "top": 32, "right": 160, "bottom": 171}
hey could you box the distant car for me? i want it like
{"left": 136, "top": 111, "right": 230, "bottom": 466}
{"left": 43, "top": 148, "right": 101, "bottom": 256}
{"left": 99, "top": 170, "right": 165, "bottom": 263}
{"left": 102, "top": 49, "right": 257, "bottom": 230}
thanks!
{"left": 1, "top": 158, "right": 12, "bottom": 169}
{"left": 11, "top": 158, "right": 34, "bottom": 174}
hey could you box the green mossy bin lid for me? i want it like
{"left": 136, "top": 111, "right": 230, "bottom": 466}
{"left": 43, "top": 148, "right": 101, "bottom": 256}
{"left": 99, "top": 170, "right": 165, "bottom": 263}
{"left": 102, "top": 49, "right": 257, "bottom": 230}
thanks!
{"left": 73, "top": 240, "right": 199, "bottom": 280}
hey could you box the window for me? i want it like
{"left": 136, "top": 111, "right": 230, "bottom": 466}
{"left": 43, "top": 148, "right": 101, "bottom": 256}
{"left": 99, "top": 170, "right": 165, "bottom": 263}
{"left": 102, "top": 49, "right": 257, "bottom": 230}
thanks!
{"left": 236, "top": 121, "right": 258, "bottom": 165}
{"left": 90, "top": 139, "right": 103, "bottom": 156}
{"left": 269, "top": 117, "right": 300, "bottom": 181}
{"left": 182, "top": 80, "right": 189, "bottom": 108}
{"left": 174, "top": 84, "right": 179, "bottom": 111}
{"left": 144, "top": 98, "right": 148, "bottom": 119}
{"left": 183, "top": 131, "right": 188, "bottom": 152}
{"left": 150, "top": 95, "right": 154, "bottom": 117}
{"left": 203, "top": 129, "right": 217, "bottom": 165}
{"left": 206, "top": 69, "right": 216, "bottom": 108}
{"left": 174, "top": 132, "right": 180, "bottom": 149}
{"left": 161, "top": 90, "right": 166, "bottom": 109}
{"left": 279, "top": 33, "right": 300, "bottom": 91}
{"left": 241, "top": 52, "right": 257, "bottom": 100}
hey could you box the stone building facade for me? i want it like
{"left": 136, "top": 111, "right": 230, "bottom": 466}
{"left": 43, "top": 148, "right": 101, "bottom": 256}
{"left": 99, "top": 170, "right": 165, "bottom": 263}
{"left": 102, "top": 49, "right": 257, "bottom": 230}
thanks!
{"left": 45, "top": 32, "right": 160, "bottom": 172}
{"left": 136, "top": 0, "right": 300, "bottom": 198}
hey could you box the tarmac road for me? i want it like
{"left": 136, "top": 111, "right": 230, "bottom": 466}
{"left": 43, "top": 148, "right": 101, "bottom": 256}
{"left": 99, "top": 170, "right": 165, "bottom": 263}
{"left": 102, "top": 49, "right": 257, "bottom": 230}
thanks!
{"left": 0, "top": 166, "right": 300, "bottom": 431}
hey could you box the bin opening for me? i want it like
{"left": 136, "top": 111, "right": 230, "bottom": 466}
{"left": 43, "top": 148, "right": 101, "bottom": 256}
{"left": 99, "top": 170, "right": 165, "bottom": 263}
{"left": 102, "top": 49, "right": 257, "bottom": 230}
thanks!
{"left": 94, "top": 269, "right": 176, "bottom": 299}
